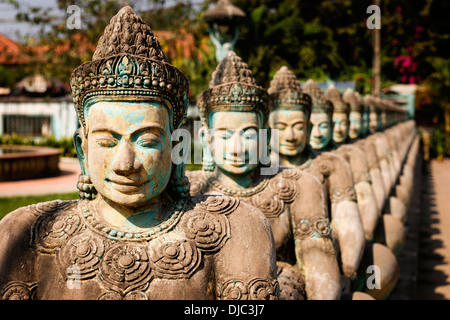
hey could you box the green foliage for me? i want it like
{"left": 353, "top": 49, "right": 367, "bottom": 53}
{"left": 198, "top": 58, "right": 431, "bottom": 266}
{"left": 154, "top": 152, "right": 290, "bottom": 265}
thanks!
{"left": 175, "top": 39, "right": 217, "bottom": 98}
{"left": 429, "top": 127, "right": 450, "bottom": 159}
{"left": 0, "top": 134, "right": 76, "bottom": 157}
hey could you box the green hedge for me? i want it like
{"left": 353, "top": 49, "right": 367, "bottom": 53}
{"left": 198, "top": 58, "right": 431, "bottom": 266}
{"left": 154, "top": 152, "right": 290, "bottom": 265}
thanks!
{"left": 0, "top": 134, "right": 76, "bottom": 157}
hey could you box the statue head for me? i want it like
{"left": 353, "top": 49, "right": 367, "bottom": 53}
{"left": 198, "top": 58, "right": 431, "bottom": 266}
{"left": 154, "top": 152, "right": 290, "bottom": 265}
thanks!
{"left": 70, "top": 6, "right": 190, "bottom": 208}
{"left": 364, "top": 95, "right": 382, "bottom": 134}
{"left": 325, "top": 85, "right": 350, "bottom": 145}
{"left": 303, "top": 79, "right": 334, "bottom": 151}
{"left": 342, "top": 89, "right": 364, "bottom": 140}
{"left": 268, "top": 66, "right": 312, "bottom": 157}
{"left": 197, "top": 51, "right": 269, "bottom": 176}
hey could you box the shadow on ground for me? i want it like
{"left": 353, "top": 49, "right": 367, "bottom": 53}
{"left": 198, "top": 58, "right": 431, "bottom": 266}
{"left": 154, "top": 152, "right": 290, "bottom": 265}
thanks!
{"left": 415, "top": 161, "right": 450, "bottom": 299}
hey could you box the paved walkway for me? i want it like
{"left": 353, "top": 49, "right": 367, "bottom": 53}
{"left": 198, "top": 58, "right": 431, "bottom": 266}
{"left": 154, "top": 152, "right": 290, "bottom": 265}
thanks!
{"left": 0, "top": 157, "right": 81, "bottom": 197}
{"left": 416, "top": 159, "right": 450, "bottom": 299}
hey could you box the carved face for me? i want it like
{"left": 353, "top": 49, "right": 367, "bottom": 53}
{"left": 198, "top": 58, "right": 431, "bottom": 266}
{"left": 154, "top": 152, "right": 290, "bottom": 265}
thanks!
{"left": 332, "top": 112, "right": 349, "bottom": 144}
{"left": 269, "top": 110, "right": 309, "bottom": 156}
{"left": 369, "top": 112, "right": 379, "bottom": 134}
{"left": 309, "top": 112, "right": 332, "bottom": 150}
{"left": 85, "top": 101, "right": 172, "bottom": 207}
{"left": 348, "top": 111, "right": 363, "bottom": 140}
{"left": 208, "top": 111, "right": 260, "bottom": 175}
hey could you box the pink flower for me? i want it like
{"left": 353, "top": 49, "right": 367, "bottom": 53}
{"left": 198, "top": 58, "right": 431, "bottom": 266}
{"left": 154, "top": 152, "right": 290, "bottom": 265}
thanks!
{"left": 415, "top": 26, "right": 424, "bottom": 33}
{"left": 396, "top": 6, "right": 402, "bottom": 14}
{"left": 401, "top": 75, "right": 407, "bottom": 83}
{"left": 403, "top": 56, "right": 412, "bottom": 67}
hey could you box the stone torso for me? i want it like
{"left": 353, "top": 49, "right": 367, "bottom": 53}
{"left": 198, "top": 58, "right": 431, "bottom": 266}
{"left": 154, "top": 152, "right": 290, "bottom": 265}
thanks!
{"left": 187, "top": 168, "right": 330, "bottom": 265}
{"left": 0, "top": 197, "right": 279, "bottom": 300}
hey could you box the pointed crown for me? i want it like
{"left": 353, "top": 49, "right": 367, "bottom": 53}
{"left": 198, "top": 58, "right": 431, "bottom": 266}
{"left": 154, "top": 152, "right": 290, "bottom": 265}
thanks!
{"left": 302, "top": 79, "right": 333, "bottom": 116}
{"left": 70, "top": 6, "right": 189, "bottom": 131}
{"left": 197, "top": 51, "right": 269, "bottom": 127}
{"left": 343, "top": 88, "right": 364, "bottom": 113}
{"left": 268, "top": 66, "right": 312, "bottom": 115}
{"left": 364, "top": 94, "right": 381, "bottom": 115}
{"left": 324, "top": 84, "right": 349, "bottom": 115}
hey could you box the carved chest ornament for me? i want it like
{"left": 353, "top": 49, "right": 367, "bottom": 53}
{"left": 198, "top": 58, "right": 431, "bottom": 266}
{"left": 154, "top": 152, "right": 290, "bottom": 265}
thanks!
{"left": 22, "top": 197, "right": 278, "bottom": 300}
{"left": 193, "top": 168, "right": 302, "bottom": 219}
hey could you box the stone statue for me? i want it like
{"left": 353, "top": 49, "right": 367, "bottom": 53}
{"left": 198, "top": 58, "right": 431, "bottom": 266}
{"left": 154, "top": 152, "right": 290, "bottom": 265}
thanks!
{"left": 0, "top": 7, "right": 280, "bottom": 300}
{"left": 273, "top": 75, "right": 398, "bottom": 299}
{"left": 301, "top": 79, "right": 366, "bottom": 283}
{"left": 343, "top": 89, "right": 364, "bottom": 142}
{"left": 186, "top": 55, "right": 341, "bottom": 300}
{"left": 365, "top": 95, "right": 383, "bottom": 134}
{"left": 325, "top": 84, "right": 350, "bottom": 147}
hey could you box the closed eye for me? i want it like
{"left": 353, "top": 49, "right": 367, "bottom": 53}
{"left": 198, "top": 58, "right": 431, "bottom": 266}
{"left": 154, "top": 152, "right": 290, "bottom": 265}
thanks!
{"left": 136, "top": 133, "right": 160, "bottom": 148}
{"left": 94, "top": 135, "right": 117, "bottom": 148}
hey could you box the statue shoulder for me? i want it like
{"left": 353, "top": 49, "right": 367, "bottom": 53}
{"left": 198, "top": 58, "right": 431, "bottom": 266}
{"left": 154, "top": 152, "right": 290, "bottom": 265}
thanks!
{"left": 0, "top": 200, "right": 78, "bottom": 296}
{"left": 309, "top": 152, "right": 351, "bottom": 177}
{"left": 188, "top": 194, "right": 278, "bottom": 299}
{"left": 0, "top": 200, "right": 77, "bottom": 239}
{"left": 186, "top": 170, "right": 209, "bottom": 195}
{"left": 190, "top": 194, "right": 272, "bottom": 241}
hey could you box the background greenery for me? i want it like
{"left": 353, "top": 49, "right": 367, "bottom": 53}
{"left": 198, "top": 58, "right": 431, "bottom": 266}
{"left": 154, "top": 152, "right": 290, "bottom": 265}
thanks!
{"left": 0, "top": 133, "right": 76, "bottom": 157}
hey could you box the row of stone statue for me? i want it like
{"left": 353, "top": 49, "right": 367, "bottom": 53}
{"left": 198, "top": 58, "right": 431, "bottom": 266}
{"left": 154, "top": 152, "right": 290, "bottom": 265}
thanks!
{"left": 186, "top": 51, "right": 418, "bottom": 300}
{"left": 0, "top": 6, "right": 419, "bottom": 300}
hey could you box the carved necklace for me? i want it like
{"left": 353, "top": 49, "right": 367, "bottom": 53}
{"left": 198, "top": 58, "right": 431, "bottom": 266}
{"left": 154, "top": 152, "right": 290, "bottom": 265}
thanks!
{"left": 79, "top": 197, "right": 189, "bottom": 242}
{"left": 205, "top": 171, "right": 270, "bottom": 197}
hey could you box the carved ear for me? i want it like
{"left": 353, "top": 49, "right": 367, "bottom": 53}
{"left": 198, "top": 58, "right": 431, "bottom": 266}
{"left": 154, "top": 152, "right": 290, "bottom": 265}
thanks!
{"left": 198, "top": 126, "right": 215, "bottom": 171}
{"left": 73, "top": 127, "right": 88, "bottom": 175}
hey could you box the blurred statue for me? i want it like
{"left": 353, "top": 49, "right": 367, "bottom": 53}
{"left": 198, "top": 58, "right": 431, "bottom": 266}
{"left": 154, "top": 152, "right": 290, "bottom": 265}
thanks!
{"left": 186, "top": 55, "right": 341, "bottom": 300}
{"left": 271, "top": 74, "right": 398, "bottom": 299}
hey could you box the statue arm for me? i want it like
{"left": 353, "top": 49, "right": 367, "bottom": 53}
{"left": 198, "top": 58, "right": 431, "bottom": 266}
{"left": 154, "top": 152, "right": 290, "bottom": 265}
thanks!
{"left": 291, "top": 172, "right": 341, "bottom": 300}
{"left": 213, "top": 201, "right": 279, "bottom": 300}
{"left": 336, "top": 146, "right": 380, "bottom": 241}
{"left": 327, "top": 155, "right": 366, "bottom": 280}
{"left": 0, "top": 207, "right": 38, "bottom": 300}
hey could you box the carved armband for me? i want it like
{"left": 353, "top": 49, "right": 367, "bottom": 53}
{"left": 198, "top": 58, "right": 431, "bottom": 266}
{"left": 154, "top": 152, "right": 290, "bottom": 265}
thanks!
{"left": 216, "top": 278, "right": 280, "bottom": 300}
{"left": 330, "top": 186, "right": 357, "bottom": 203}
{"left": 294, "top": 217, "right": 331, "bottom": 240}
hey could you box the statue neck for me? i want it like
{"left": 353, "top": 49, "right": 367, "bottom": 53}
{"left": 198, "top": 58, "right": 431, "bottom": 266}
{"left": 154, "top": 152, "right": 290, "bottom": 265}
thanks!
{"left": 91, "top": 193, "right": 172, "bottom": 232}
{"left": 213, "top": 167, "right": 260, "bottom": 190}
{"left": 278, "top": 151, "right": 310, "bottom": 168}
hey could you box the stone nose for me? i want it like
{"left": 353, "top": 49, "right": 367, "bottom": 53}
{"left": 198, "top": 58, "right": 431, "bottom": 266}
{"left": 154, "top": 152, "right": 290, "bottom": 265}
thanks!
{"left": 311, "top": 125, "right": 322, "bottom": 137}
{"left": 228, "top": 132, "right": 245, "bottom": 157}
{"left": 112, "top": 141, "right": 142, "bottom": 175}
{"left": 284, "top": 126, "right": 296, "bottom": 142}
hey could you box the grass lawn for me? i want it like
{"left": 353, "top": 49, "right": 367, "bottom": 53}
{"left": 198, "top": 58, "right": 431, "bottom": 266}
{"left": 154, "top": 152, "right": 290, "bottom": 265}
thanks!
{"left": 0, "top": 192, "right": 79, "bottom": 220}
